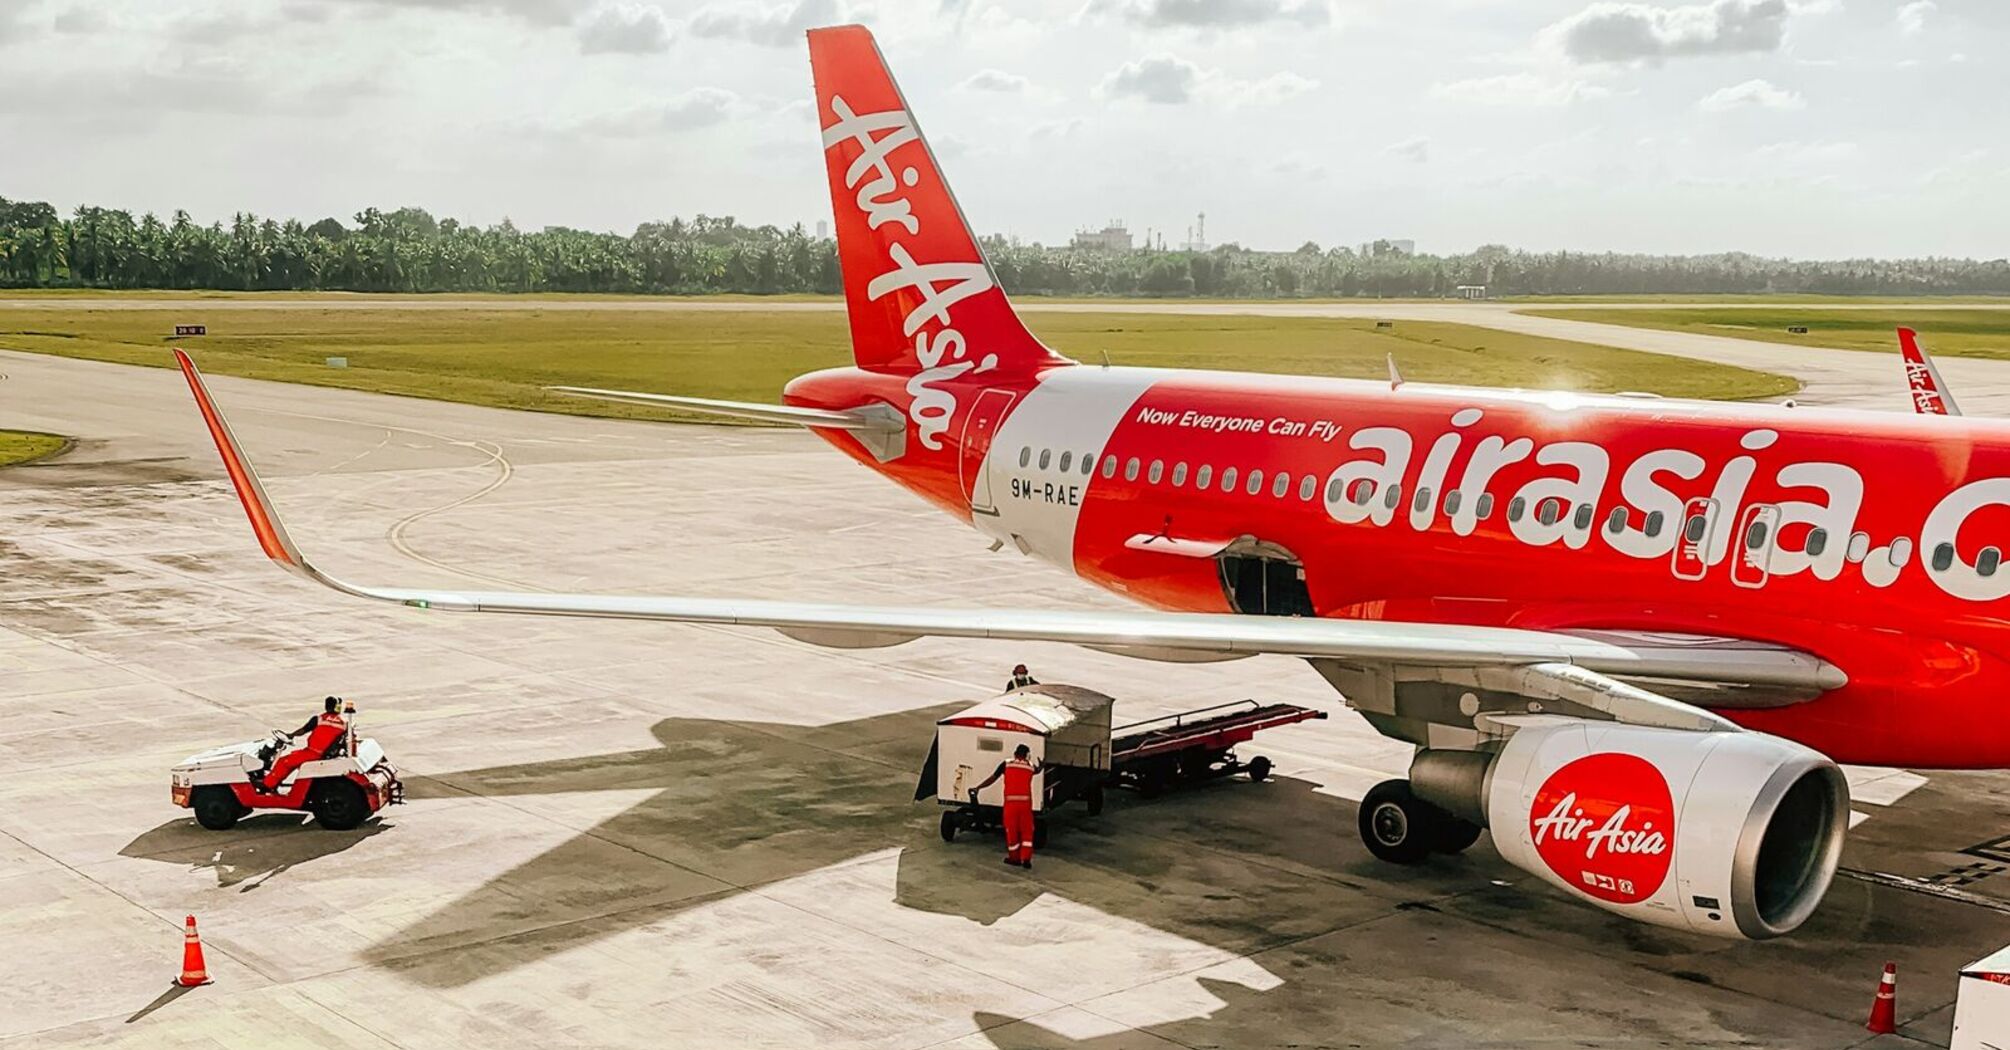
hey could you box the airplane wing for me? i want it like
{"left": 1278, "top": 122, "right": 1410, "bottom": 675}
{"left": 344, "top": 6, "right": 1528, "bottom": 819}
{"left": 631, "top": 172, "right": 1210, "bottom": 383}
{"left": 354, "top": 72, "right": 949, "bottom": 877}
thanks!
{"left": 176, "top": 352, "right": 1842, "bottom": 735}
{"left": 1897, "top": 327, "right": 1962, "bottom": 416}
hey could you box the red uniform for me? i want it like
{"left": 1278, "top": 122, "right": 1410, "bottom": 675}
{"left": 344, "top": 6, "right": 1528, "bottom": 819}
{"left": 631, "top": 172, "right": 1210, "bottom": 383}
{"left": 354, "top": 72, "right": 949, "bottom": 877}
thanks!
{"left": 262, "top": 712, "right": 347, "bottom": 790}
{"left": 1000, "top": 757, "right": 1038, "bottom": 864}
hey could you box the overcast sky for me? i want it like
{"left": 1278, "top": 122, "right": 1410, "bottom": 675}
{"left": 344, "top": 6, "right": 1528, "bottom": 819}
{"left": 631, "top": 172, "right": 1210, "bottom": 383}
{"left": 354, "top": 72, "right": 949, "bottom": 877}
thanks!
{"left": 1, "top": 0, "right": 2004, "bottom": 257}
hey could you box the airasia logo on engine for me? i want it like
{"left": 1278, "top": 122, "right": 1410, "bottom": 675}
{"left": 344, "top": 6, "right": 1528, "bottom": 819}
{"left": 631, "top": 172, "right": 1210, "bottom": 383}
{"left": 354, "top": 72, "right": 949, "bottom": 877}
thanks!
{"left": 1528, "top": 753, "right": 1674, "bottom": 905}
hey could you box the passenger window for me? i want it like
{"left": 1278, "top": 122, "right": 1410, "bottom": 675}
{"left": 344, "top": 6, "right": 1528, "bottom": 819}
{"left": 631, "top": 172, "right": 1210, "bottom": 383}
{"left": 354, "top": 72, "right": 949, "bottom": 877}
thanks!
{"left": 1221, "top": 467, "right": 1238, "bottom": 493}
{"left": 1413, "top": 486, "right": 1431, "bottom": 513}
{"left": 1846, "top": 531, "right": 1869, "bottom": 562}
{"left": 1148, "top": 460, "right": 1164, "bottom": 484}
{"left": 1572, "top": 504, "right": 1593, "bottom": 531}
{"left": 1982, "top": 547, "right": 2002, "bottom": 577}
{"left": 1645, "top": 510, "right": 1665, "bottom": 537}
{"left": 1606, "top": 507, "right": 1627, "bottom": 533}
{"left": 1172, "top": 463, "right": 1188, "bottom": 487}
{"left": 1019, "top": 447, "right": 1030, "bottom": 468}
{"left": 1058, "top": 451, "right": 1072, "bottom": 473}
{"left": 1038, "top": 449, "right": 1051, "bottom": 470}
{"left": 1352, "top": 479, "right": 1377, "bottom": 505}
{"left": 1476, "top": 492, "right": 1494, "bottom": 520}
{"left": 1299, "top": 475, "right": 1316, "bottom": 501}
{"left": 1101, "top": 456, "right": 1117, "bottom": 479}
{"left": 1083, "top": 453, "right": 1095, "bottom": 477}
{"left": 1124, "top": 457, "right": 1141, "bottom": 482}
{"left": 1443, "top": 490, "right": 1462, "bottom": 516}
{"left": 1683, "top": 513, "right": 1708, "bottom": 542}
{"left": 1507, "top": 497, "right": 1526, "bottom": 522}
{"left": 1246, "top": 469, "right": 1264, "bottom": 496}
{"left": 1806, "top": 528, "right": 1828, "bottom": 557}
{"left": 1326, "top": 477, "right": 1345, "bottom": 503}
{"left": 1746, "top": 520, "right": 1770, "bottom": 550}
{"left": 1197, "top": 465, "right": 1213, "bottom": 489}
{"left": 1383, "top": 483, "right": 1403, "bottom": 510}
{"left": 1932, "top": 542, "right": 1955, "bottom": 571}
{"left": 1536, "top": 499, "right": 1561, "bottom": 526}
{"left": 1272, "top": 473, "right": 1289, "bottom": 498}
{"left": 1891, "top": 537, "right": 1914, "bottom": 566}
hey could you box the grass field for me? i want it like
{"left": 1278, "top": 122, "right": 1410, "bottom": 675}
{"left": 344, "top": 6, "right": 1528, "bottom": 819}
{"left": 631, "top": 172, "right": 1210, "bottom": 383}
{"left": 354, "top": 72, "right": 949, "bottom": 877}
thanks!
{"left": 0, "top": 430, "right": 67, "bottom": 467}
{"left": 0, "top": 305, "right": 1794, "bottom": 423}
{"left": 1526, "top": 306, "right": 2010, "bottom": 358}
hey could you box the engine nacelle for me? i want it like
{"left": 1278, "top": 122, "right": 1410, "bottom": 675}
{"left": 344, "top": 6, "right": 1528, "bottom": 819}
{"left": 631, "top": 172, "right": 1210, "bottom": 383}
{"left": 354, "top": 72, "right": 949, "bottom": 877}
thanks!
{"left": 1432, "top": 718, "right": 1849, "bottom": 939}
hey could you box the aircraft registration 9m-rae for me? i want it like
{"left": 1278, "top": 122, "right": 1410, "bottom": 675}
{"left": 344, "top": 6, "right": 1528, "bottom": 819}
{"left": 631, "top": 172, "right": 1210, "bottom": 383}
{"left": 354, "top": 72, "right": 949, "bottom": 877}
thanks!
{"left": 175, "top": 24, "right": 2010, "bottom": 942}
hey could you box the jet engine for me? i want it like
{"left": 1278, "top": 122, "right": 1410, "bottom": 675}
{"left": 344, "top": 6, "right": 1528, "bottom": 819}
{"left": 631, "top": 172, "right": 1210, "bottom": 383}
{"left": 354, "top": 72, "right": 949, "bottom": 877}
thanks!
{"left": 1409, "top": 718, "right": 1849, "bottom": 939}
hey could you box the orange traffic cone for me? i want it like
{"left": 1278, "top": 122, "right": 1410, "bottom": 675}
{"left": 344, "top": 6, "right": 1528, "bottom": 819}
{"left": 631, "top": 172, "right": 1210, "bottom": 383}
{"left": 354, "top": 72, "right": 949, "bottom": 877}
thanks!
{"left": 1865, "top": 961, "right": 1897, "bottom": 1034}
{"left": 176, "top": 915, "right": 212, "bottom": 988}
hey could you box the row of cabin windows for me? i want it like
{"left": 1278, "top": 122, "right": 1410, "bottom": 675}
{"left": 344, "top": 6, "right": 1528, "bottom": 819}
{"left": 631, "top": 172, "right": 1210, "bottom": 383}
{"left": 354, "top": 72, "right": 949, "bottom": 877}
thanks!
{"left": 1020, "top": 445, "right": 2004, "bottom": 574}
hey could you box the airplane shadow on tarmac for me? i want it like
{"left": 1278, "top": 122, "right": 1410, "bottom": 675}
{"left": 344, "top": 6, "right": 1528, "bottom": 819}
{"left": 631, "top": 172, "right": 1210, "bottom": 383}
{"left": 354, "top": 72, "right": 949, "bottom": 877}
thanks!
{"left": 121, "top": 814, "right": 391, "bottom": 892}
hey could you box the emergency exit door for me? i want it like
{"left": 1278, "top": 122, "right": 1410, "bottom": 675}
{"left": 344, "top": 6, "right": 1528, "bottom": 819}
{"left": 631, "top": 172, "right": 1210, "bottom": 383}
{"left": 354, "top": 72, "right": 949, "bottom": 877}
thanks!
{"left": 960, "top": 388, "right": 1016, "bottom": 515}
{"left": 1670, "top": 497, "right": 1719, "bottom": 580}
{"left": 1730, "top": 503, "right": 1781, "bottom": 588}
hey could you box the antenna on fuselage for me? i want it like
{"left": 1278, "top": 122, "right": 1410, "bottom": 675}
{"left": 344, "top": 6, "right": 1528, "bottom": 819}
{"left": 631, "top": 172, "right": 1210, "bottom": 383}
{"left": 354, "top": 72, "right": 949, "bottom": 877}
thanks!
{"left": 1387, "top": 353, "right": 1404, "bottom": 391}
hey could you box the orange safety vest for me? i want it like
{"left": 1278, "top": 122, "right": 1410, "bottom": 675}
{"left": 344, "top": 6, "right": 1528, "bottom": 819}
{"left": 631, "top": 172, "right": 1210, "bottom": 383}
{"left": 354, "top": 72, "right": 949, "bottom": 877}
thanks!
{"left": 1002, "top": 758, "right": 1036, "bottom": 804}
{"left": 305, "top": 712, "right": 347, "bottom": 754}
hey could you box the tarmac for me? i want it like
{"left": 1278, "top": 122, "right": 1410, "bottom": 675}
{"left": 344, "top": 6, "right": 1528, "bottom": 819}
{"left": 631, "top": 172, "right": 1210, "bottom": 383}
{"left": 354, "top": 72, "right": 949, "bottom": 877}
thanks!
{"left": 4, "top": 311, "right": 2010, "bottom": 1049}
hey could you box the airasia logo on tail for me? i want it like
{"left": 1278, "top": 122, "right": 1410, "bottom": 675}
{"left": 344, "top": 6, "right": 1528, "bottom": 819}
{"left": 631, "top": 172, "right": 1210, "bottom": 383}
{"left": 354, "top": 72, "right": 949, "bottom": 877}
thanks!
{"left": 1529, "top": 753, "right": 1673, "bottom": 905}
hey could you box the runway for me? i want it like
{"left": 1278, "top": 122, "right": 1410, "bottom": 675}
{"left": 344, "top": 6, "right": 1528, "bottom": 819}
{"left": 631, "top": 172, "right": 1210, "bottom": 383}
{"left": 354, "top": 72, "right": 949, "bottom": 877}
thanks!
{"left": 3, "top": 324, "right": 2009, "bottom": 1047}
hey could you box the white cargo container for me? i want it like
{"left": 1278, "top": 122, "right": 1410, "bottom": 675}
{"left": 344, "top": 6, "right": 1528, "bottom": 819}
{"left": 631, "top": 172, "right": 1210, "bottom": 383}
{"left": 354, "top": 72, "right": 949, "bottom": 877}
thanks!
{"left": 931, "top": 684, "right": 1114, "bottom": 812}
{"left": 1953, "top": 945, "right": 2010, "bottom": 1050}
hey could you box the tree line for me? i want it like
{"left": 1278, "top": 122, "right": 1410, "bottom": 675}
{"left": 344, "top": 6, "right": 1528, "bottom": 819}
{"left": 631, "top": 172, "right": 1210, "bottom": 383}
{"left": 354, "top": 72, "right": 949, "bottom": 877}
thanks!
{"left": 4, "top": 195, "right": 2007, "bottom": 298}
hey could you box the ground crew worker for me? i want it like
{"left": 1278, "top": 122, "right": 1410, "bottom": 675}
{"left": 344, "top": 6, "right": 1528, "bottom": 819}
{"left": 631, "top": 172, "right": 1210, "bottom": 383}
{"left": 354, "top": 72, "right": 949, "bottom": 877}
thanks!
{"left": 972, "top": 744, "right": 1044, "bottom": 868}
{"left": 257, "top": 695, "right": 349, "bottom": 792}
{"left": 1005, "top": 664, "right": 1038, "bottom": 691}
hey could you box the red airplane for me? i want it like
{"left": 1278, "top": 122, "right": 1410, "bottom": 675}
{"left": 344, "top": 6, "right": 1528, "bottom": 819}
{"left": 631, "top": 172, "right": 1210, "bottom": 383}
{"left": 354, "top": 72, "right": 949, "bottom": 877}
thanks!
{"left": 175, "top": 25, "right": 2010, "bottom": 942}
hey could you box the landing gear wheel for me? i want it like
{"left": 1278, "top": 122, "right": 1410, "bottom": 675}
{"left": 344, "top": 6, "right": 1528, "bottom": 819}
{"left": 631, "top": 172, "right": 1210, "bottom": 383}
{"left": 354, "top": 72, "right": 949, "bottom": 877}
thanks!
{"left": 1246, "top": 756, "right": 1273, "bottom": 783}
{"left": 1358, "top": 779, "right": 1435, "bottom": 865}
{"left": 308, "top": 780, "right": 368, "bottom": 831}
{"left": 191, "top": 787, "right": 245, "bottom": 831}
{"left": 940, "top": 811, "right": 958, "bottom": 842}
{"left": 1432, "top": 817, "right": 1484, "bottom": 854}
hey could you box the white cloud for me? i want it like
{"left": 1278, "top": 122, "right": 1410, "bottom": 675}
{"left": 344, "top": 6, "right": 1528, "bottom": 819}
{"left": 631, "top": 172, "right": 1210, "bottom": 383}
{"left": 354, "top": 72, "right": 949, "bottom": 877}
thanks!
{"left": 1384, "top": 135, "right": 1430, "bottom": 163}
{"left": 960, "top": 68, "right": 1028, "bottom": 93}
{"left": 577, "top": 4, "right": 672, "bottom": 54}
{"left": 577, "top": 87, "right": 740, "bottom": 135}
{"left": 1099, "top": 55, "right": 1316, "bottom": 106}
{"left": 1896, "top": 0, "right": 1934, "bottom": 36}
{"left": 1697, "top": 77, "right": 1804, "bottom": 111}
{"left": 1545, "top": 0, "right": 1790, "bottom": 64}
{"left": 51, "top": 7, "right": 108, "bottom": 34}
{"left": 1428, "top": 73, "right": 1612, "bottom": 107}
{"left": 1098, "top": 0, "right": 1331, "bottom": 29}
{"left": 687, "top": 0, "right": 839, "bottom": 47}
{"left": 320, "top": 0, "right": 581, "bottom": 26}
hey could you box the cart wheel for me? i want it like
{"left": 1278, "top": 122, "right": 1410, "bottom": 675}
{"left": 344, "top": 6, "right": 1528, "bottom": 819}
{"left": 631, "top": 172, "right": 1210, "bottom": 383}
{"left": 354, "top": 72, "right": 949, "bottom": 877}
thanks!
{"left": 308, "top": 780, "right": 368, "bottom": 831}
{"left": 1086, "top": 783, "right": 1105, "bottom": 816}
{"left": 939, "top": 811, "right": 958, "bottom": 842}
{"left": 1032, "top": 820, "right": 1048, "bottom": 850}
{"left": 191, "top": 787, "right": 245, "bottom": 831}
{"left": 1246, "top": 756, "right": 1273, "bottom": 783}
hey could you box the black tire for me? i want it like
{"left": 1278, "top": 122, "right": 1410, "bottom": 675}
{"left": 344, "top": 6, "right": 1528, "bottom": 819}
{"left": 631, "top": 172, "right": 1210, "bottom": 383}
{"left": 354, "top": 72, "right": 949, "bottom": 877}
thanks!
{"left": 1246, "top": 756, "right": 1273, "bottom": 783}
{"left": 191, "top": 787, "right": 245, "bottom": 831}
{"left": 939, "top": 811, "right": 958, "bottom": 842}
{"left": 307, "top": 780, "right": 369, "bottom": 831}
{"left": 1086, "top": 783, "right": 1105, "bottom": 817}
{"left": 1032, "top": 819, "right": 1048, "bottom": 850}
{"left": 1434, "top": 817, "right": 1484, "bottom": 854}
{"left": 1358, "top": 779, "right": 1436, "bottom": 865}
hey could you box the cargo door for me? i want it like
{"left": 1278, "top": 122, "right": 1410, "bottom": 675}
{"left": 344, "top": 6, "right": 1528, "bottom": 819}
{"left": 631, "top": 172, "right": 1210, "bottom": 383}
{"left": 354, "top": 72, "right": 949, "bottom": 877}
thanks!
{"left": 960, "top": 388, "right": 1016, "bottom": 515}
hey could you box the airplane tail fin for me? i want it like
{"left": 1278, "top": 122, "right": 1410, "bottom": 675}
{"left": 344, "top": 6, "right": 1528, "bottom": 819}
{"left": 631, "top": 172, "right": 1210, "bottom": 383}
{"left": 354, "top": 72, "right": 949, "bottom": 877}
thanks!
{"left": 807, "top": 25, "right": 1068, "bottom": 377}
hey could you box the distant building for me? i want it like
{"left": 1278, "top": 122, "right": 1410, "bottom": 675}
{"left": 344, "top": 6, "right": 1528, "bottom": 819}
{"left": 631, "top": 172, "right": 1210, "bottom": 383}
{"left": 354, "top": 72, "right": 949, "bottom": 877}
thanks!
{"left": 1454, "top": 284, "right": 1488, "bottom": 300}
{"left": 1070, "top": 222, "right": 1133, "bottom": 252}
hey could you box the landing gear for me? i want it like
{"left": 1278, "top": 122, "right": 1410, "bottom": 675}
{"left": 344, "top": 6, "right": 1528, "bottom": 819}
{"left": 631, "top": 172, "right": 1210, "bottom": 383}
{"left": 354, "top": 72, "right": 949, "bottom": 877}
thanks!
{"left": 1358, "top": 779, "right": 1482, "bottom": 864}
